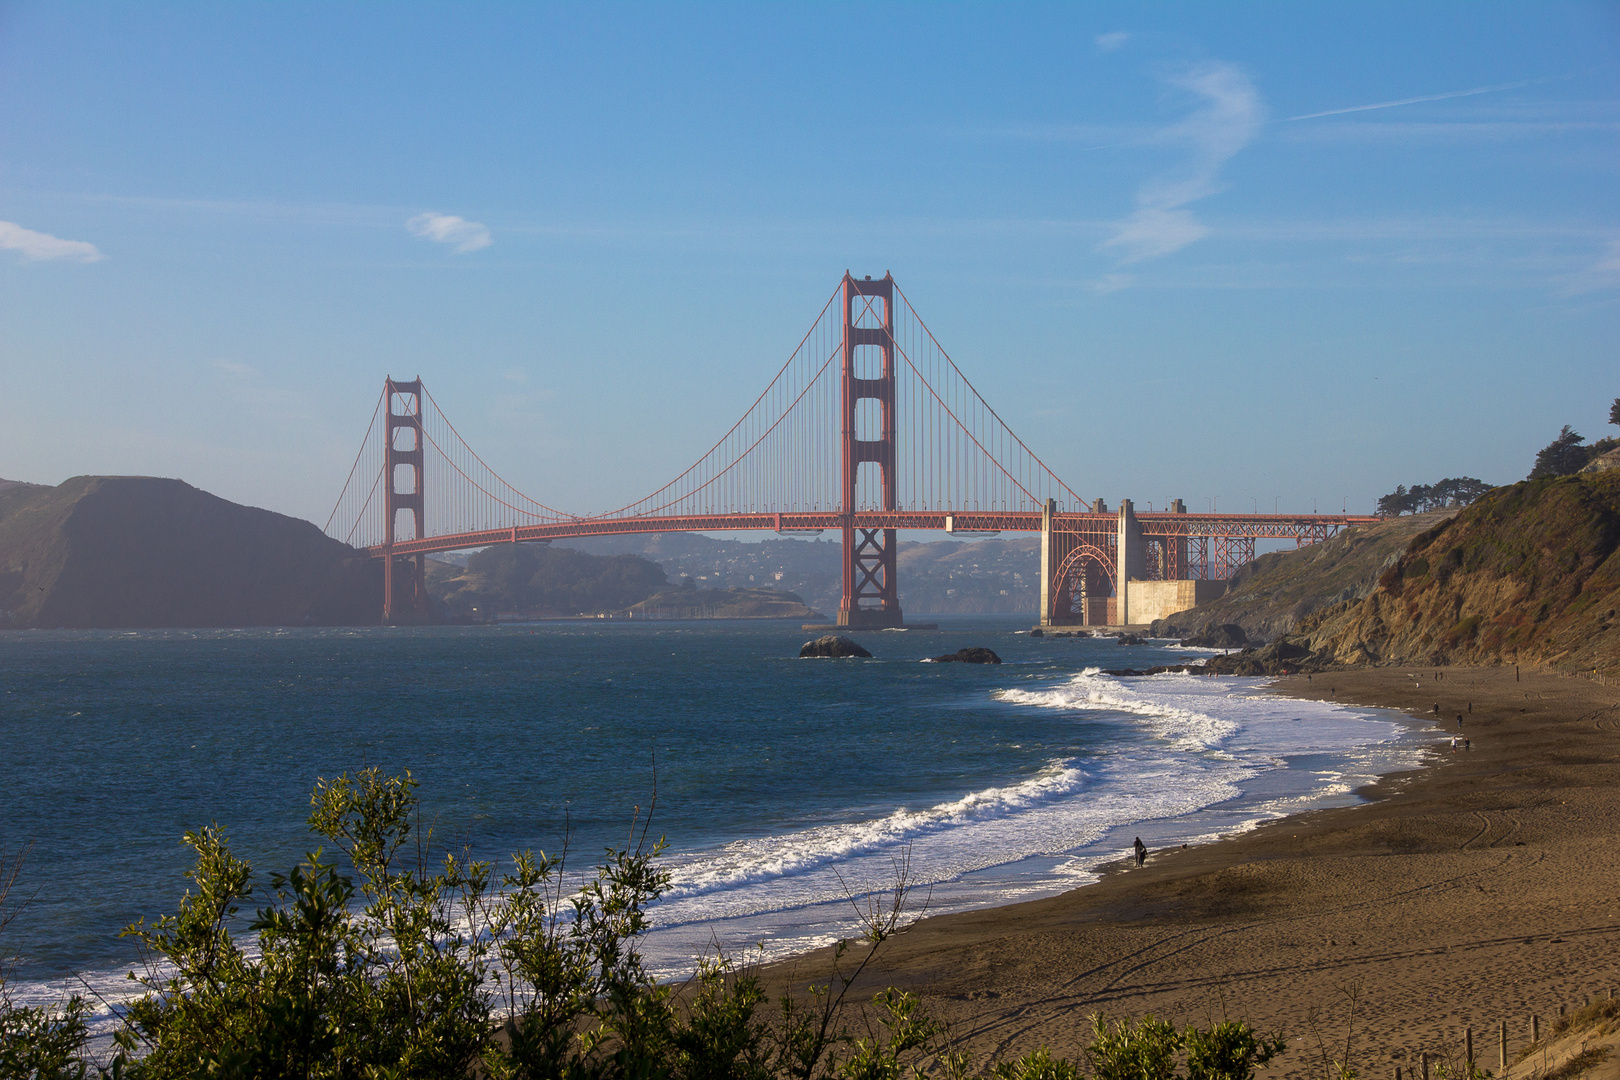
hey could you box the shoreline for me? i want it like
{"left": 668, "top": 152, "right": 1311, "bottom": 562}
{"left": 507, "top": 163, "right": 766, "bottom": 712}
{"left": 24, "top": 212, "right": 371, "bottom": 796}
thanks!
{"left": 759, "top": 666, "right": 1620, "bottom": 1078}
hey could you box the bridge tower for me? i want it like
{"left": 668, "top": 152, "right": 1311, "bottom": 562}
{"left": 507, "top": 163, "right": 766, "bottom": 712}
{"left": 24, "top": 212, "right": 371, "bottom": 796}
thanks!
{"left": 838, "top": 272, "right": 904, "bottom": 628}
{"left": 383, "top": 377, "right": 430, "bottom": 624}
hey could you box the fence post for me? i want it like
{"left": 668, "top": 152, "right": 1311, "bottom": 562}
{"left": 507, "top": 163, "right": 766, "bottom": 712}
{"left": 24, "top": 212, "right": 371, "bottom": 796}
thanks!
{"left": 1422, "top": 1053, "right": 1430, "bottom": 1080}
{"left": 1499, "top": 1021, "right": 1507, "bottom": 1073}
{"left": 1532, "top": 1015, "right": 1539, "bottom": 1042}
{"left": 1466, "top": 1027, "right": 1474, "bottom": 1066}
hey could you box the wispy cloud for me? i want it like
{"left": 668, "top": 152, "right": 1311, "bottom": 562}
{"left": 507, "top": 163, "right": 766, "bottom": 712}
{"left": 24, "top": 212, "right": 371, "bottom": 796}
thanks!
{"left": 0, "top": 220, "right": 105, "bottom": 262}
{"left": 213, "top": 359, "right": 259, "bottom": 378}
{"left": 1283, "top": 79, "right": 1534, "bottom": 122}
{"left": 1095, "top": 31, "right": 1129, "bottom": 52}
{"left": 406, "top": 212, "right": 492, "bottom": 254}
{"left": 1595, "top": 238, "right": 1620, "bottom": 274}
{"left": 1101, "top": 61, "right": 1265, "bottom": 263}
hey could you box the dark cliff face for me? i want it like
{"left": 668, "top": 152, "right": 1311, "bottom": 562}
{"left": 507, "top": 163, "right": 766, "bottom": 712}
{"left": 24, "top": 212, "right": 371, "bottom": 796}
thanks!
{"left": 0, "top": 476, "right": 381, "bottom": 628}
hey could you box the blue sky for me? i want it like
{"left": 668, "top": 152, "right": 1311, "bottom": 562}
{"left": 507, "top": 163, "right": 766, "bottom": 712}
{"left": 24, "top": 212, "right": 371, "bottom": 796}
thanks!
{"left": 1, "top": 2, "right": 1616, "bottom": 525}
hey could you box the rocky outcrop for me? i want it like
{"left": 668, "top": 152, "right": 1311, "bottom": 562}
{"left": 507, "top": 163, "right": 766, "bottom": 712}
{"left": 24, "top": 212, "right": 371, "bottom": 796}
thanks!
{"left": 929, "top": 647, "right": 1002, "bottom": 664}
{"left": 799, "top": 634, "right": 872, "bottom": 658}
{"left": 1179, "top": 623, "right": 1249, "bottom": 649}
{"left": 1201, "top": 638, "right": 1323, "bottom": 676}
{"left": 1115, "top": 633, "right": 1146, "bottom": 646}
{"left": 1582, "top": 447, "right": 1620, "bottom": 473}
{"left": 1148, "top": 511, "right": 1455, "bottom": 644}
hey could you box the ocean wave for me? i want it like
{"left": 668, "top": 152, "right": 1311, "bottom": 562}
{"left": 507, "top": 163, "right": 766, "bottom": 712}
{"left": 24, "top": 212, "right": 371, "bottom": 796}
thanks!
{"left": 995, "top": 670, "right": 1239, "bottom": 753}
{"left": 661, "top": 762, "right": 1087, "bottom": 902}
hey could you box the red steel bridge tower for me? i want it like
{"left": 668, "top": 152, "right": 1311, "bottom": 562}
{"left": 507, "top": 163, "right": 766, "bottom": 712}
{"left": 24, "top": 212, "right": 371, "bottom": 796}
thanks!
{"left": 839, "top": 273, "right": 902, "bottom": 628}
{"left": 382, "top": 377, "right": 430, "bottom": 624}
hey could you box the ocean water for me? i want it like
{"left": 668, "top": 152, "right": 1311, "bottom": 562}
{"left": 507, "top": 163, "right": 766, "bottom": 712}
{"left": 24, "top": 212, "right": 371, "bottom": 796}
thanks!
{"left": 0, "top": 616, "right": 1437, "bottom": 1028}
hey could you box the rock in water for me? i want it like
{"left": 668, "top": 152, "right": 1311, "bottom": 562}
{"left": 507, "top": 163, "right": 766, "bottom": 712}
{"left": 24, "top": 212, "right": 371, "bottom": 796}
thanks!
{"left": 799, "top": 635, "right": 872, "bottom": 658}
{"left": 930, "top": 647, "right": 1002, "bottom": 664}
{"left": 1116, "top": 633, "right": 1146, "bottom": 646}
{"left": 1181, "top": 623, "right": 1249, "bottom": 649}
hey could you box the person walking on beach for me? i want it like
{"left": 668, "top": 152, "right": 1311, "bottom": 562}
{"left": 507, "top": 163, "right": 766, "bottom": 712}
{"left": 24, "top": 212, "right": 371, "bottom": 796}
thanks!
{"left": 1133, "top": 837, "right": 1147, "bottom": 867}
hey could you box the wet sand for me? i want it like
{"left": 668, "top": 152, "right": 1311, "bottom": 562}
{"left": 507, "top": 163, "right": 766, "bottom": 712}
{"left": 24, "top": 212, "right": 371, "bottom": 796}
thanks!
{"left": 763, "top": 667, "right": 1620, "bottom": 1077}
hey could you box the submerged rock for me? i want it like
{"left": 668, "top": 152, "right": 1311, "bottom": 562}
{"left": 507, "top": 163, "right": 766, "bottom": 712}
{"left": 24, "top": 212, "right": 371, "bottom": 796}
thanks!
{"left": 799, "top": 634, "right": 872, "bottom": 659}
{"left": 930, "top": 646, "right": 1002, "bottom": 664}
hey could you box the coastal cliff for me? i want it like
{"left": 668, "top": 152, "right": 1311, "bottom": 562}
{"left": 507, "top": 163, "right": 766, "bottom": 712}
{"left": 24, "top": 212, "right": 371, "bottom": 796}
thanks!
{"left": 0, "top": 476, "right": 380, "bottom": 628}
{"left": 1300, "top": 470, "right": 1620, "bottom": 671}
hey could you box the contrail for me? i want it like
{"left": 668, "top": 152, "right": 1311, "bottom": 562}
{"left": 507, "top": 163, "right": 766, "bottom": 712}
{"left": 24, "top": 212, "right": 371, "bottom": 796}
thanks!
{"left": 1283, "top": 79, "right": 1535, "bottom": 122}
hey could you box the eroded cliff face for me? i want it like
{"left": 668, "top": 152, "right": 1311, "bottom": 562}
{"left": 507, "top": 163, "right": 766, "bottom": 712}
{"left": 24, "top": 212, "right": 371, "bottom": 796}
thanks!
{"left": 1300, "top": 472, "right": 1620, "bottom": 671}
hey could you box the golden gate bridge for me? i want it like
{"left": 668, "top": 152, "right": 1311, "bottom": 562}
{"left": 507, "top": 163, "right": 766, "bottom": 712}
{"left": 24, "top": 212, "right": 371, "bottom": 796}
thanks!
{"left": 325, "top": 273, "right": 1375, "bottom": 627}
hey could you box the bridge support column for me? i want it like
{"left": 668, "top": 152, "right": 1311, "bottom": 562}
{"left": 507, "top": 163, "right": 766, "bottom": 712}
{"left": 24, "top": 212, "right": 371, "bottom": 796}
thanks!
{"left": 1115, "top": 499, "right": 1143, "bottom": 626}
{"left": 383, "top": 377, "right": 430, "bottom": 625}
{"left": 837, "top": 272, "right": 904, "bottom": 629}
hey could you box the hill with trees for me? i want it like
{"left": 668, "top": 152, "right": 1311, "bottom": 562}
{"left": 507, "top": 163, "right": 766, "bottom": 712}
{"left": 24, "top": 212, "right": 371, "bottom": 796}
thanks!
{"left": 427, "top": 543, "right": 670, "bottom": 619}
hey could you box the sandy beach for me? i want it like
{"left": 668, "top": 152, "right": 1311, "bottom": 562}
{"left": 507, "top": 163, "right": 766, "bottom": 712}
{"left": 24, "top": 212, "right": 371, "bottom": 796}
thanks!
{"left": 763, "top": 667, "right": 1620, "bottom": 1078}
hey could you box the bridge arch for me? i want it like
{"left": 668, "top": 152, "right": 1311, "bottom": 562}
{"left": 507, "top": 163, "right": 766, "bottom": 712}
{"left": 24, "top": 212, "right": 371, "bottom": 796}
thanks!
{"left": 1050, "top": 540, "right": 1114, "bottom": 626}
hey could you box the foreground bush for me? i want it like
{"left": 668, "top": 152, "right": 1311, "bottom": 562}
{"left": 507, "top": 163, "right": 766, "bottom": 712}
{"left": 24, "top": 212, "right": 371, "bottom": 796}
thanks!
{"left": 2, "top": 771, "right": 1287, "bottom": 1079}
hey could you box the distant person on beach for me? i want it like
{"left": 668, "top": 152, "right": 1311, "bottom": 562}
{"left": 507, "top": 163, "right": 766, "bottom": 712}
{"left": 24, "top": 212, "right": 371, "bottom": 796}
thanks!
{"left": 1134, "top": 837, "right": 1147, "bottom": 867}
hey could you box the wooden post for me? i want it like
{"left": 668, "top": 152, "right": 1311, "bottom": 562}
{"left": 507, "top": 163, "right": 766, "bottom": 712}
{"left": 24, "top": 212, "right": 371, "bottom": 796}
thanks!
{"left": 1499, "top": 1021, "right": 1507, "bottom": 1073}
{"left": 1466, "top": 1027, "right": 1474, "bottom": 1065}
{"left": 1422, "top": 1052, "right": 1430, "bottom": 1080}
{"left": 1532, "top": 1015, "right": 1539, "bottom": 1042}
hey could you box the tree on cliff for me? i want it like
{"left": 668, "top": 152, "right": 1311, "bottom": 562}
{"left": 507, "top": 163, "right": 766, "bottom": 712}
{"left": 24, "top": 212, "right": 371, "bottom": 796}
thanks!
{"left": 1610, "top": 397, "right": 1619, "bottom": 428}
{"left": 1529, "top": 425, "right": 1592, "bottom": 479}
{"left": 1376, "top": 477, "right": 1492, "bottom": 516}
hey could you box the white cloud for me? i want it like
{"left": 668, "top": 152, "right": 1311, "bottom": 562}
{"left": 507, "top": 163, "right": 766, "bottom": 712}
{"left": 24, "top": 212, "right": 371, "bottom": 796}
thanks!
{"left": 0, "top": 220, "right": 105, "bottom": 262}
{"left": 406, "top": 212, "right": 492, "bottom": 254}
{"left": 1101, "top": 61, "right": 1264, "bottom": 263}
{"left": 1090, "top": 272, "right": 1136, "bottom": 294}
{"left": 1095, "top": 31, "right": 1129, "bottom": 52}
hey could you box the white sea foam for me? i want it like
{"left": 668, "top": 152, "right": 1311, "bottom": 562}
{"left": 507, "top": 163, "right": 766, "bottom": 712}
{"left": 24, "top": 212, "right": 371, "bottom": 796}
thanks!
{"left": 638, "top": 670, "right": 1438, "bottom": 976}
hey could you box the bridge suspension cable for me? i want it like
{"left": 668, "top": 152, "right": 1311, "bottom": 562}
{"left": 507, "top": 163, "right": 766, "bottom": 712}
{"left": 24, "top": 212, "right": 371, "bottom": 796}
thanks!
{"left": 324, "top": 382, "right": 573, "bottom": 550}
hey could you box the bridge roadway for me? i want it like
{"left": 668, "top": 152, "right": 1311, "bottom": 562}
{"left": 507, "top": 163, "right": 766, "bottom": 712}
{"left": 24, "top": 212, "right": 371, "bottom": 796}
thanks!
{"left": 371, "top": 511, "right": 1378, "bottom": 559}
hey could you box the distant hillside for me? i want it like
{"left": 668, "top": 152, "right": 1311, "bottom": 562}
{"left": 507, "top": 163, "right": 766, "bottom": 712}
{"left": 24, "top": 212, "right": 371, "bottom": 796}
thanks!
{"left": 628, "top": 584, "right": 822, "bottom": 620}
{"left": 552, "top": 532, "right": 1038, "bottom": 614}
{"left": 428, "top": 543, "right": 670, "bottom": 618}
{"left": 0, "top": 476, "right": 380, "bottom": 628}
{"left": 1149, "top": 511, "right": 1455, "bottom": 645}
{"left": 1300, "top": 471, "right": 1620, "bottom": 671}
